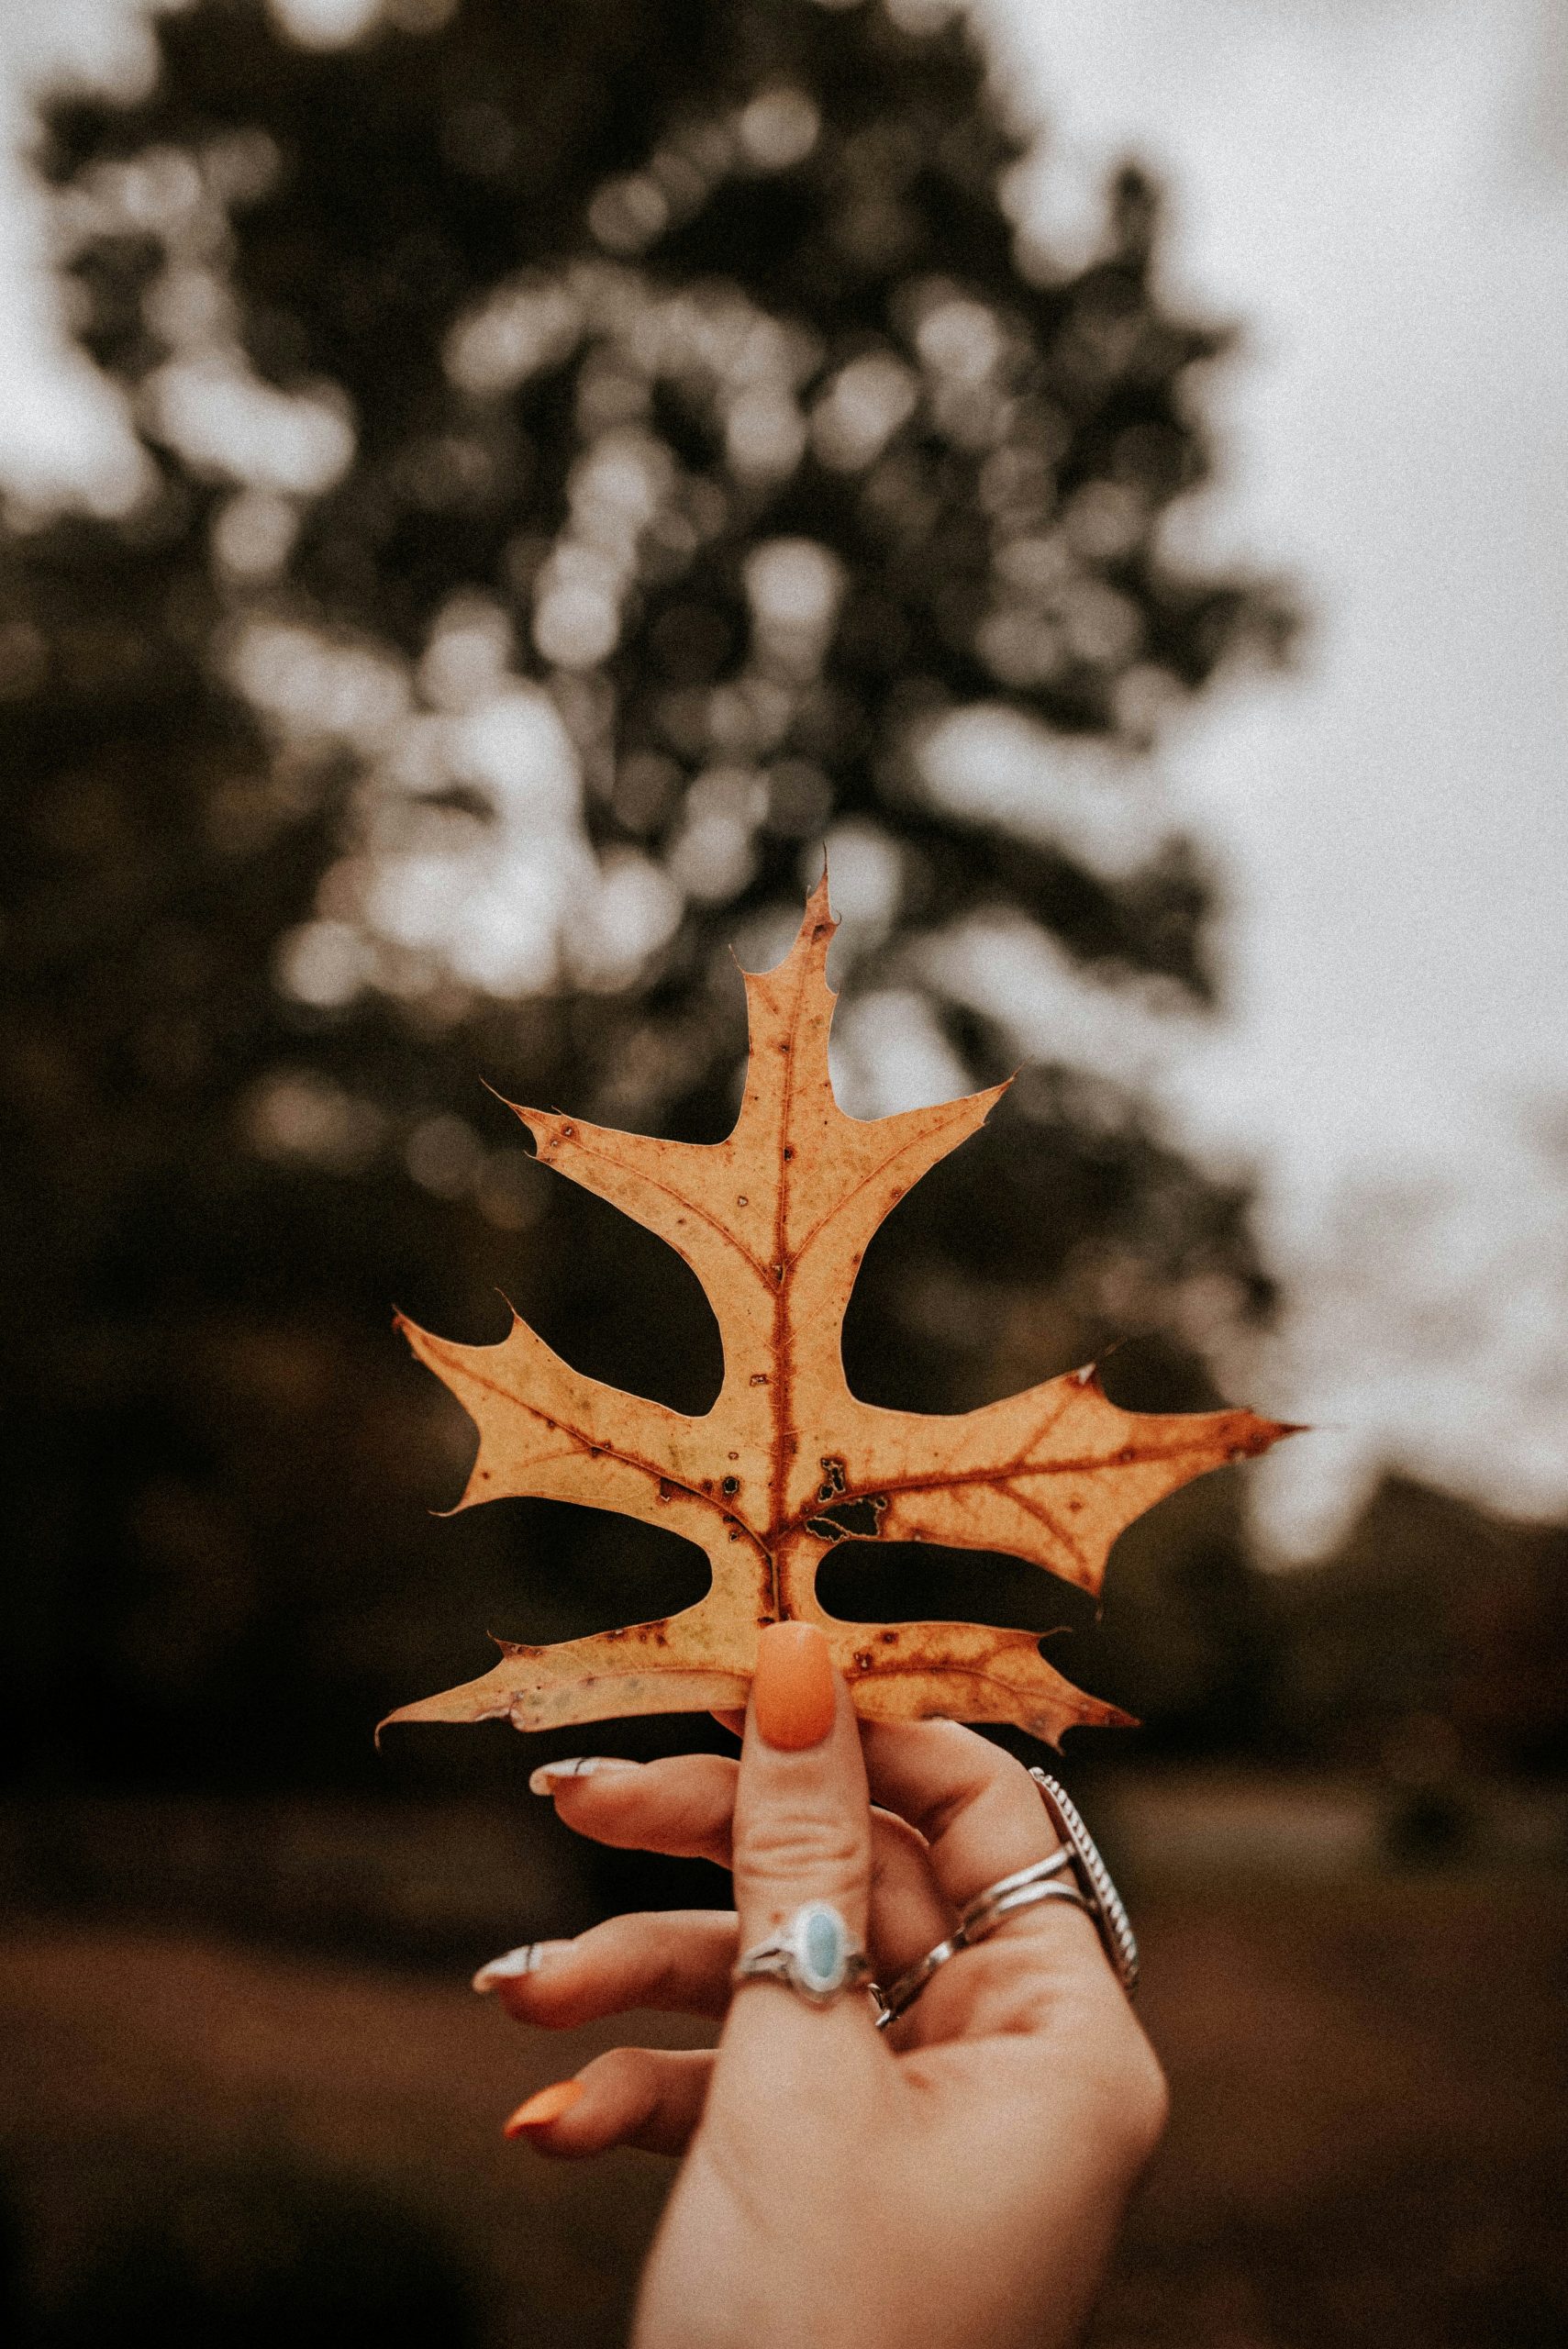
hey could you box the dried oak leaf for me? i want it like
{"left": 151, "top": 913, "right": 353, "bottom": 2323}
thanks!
{"left": 382, "top": 878, "right": 1293, "bottom": 1746}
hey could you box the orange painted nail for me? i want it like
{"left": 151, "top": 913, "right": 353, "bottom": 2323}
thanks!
{"left": 503, "top": 2077, "right": 584, "bottom": 2138}
{"left": 752, "top": 1620, "right": 837, "bottom": 1750}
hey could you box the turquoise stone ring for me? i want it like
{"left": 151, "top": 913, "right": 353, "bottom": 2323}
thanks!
{"left": 731, "top": 1900, "right": 873, "bottom": 2009}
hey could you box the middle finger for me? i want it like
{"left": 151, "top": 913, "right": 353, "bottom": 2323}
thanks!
{"left": 861, "top": 1720, "right": 1063, "bottom": 1914}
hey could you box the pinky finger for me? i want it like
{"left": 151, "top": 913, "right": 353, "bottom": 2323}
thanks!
{"left": 506, "top": 2046, "right": 714, "bottom": 2159}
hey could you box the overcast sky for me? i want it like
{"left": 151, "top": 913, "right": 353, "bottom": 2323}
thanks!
{"left": 4, "top": 0, "right": 1564, "bottom": 1555}
{"left": 973, "top": 0, "right": 1568, "bottom": 1550}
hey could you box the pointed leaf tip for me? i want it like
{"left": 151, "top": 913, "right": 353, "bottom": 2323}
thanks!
{"left": 782, "top": 864, "right": 838, "bottom": 957}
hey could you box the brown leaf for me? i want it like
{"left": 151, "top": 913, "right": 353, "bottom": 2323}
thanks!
{"left": 382, "top": 878, "right": 1295, "bottom": 1745}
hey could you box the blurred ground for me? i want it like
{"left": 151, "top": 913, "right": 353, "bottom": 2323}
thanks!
{"left": 1094, "top": 1874, "right": 1568, "bottom": 2349}
{"left": 1, "top": 1781, "right": 1563, "bottom": 2348}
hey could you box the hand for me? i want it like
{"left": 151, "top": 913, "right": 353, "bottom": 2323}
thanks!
{"left": 477, "top": 1623, "right": 1166, "bottom": 2349}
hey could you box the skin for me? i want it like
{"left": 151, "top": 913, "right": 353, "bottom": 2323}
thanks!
{"left": 489, "top": 1629, "right": 1167, "bottom": 2349}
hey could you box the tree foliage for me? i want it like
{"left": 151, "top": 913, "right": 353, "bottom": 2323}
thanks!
{"left": 1, "top": 0, "right": 1289, "bottom": 1787}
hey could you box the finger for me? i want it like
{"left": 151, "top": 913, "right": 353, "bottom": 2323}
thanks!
{"left": 475, "top": 1909, "right": 738, "bottom": 2024}
{"left": 862, "top": 1720, "right": 1062, "bottom": 1913}
{"left": 731, "top": 1624, "right": 870, "bottom": 1945}
{"left": 506, "top": 2047, "right": 713, "bottom": 2159}
{"left": 870, "top": 1805, "right": 952, "bottom": 1976}
{"left": 721, "top": 1624, "right": 884, "bottom": 2076}
{"left": 862, "top": 1721, "right": 1117, "bottom": 2035}
{"left": 539, "top": 1749, "right": 951, "bottom": 1977}
{"left": 535, "top": 1752, "right": 741, "bottom": 1865}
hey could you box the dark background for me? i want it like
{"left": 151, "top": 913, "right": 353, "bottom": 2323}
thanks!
{"left": 2, "top": 3, "right": 1563, "bottom": 2343}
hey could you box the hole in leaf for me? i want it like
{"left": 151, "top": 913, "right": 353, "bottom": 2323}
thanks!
{"left": 809, "top": 1496, "right": 885, "bottom": 1541}
{"left": 481, "top": 1500, "right": 714, "bottom": 1644}
{"left": 518, "top": 1181, "right": 723, "bottom": 1413}
{"left": 815, "top": 1539, "right": 1101, "bottom": 1643}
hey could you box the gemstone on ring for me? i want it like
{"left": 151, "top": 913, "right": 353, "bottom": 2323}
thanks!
{"left": 796, "top": 1901, "right": 849, "bottom": 1995}
{"left": 730, "top": 1899, "right": 871, "bottom": 2006}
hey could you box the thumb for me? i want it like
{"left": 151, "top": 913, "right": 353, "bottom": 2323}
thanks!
{"left": 725, "top": 1622, "right": 876, "bottom": 2046}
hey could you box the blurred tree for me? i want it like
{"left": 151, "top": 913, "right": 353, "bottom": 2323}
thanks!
{"left": 1, "top": 0, "right": 1291, "bottom": 1794}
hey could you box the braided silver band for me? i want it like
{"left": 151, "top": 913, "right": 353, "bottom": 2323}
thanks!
{"left": 1029, "top": 1770, "right": 1139, "bottom": 1997}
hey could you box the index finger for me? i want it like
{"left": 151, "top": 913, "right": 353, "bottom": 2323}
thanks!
{"left": 862, "top": 1720, "right": 1129, "bottom": 2040}
{"left": 861, "top": 1720, "right": 1062, "bottom": 1914}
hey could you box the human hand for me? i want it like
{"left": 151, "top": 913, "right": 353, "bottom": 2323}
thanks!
{"left": 476, "top": 1622, "right": 1166, "bottom": 2349}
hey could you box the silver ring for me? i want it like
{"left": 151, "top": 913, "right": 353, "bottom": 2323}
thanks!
{"left": 958, "top": 1844, "right": 1073, "bottom": 1939}
{"left": 876, "top": 1878, "right": 1090, "bottom": 2028}
{"left": 731, "top": 1900, "right": 873, "bottom": 2009}
{"left": 874, "top": 1932, "right": 962, "bottom": 2025}
{"left": 1029, "top": 1770, "right": 1139, "bottom": 1998}
{"left": 874, "top": 1774, "right": 1139, "bottom": 2029}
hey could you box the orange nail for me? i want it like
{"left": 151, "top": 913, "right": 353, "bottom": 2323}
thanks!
{"left": 752, "top": 1621, "right": 837, "bottom": 1750}
{"left": 503, "top": 2077, "right": 584, "bottom": 2138}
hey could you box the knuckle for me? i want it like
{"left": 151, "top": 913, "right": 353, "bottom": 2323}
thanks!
{"left": 869, "top": 1810, "right": 929, "bottom": 1881}
{"left": 648, "top": 1929, "right": 706, "bottom": 2009}
{"left": 1120, "top": 2034, "right": 1170, "bottom": 2154}
{"left": 1092, "top": 2021, "right": 1169, "bottom": 2166}
{"left": 734, "top": 1805, "right": 865, "bottom": 1895}
{"left": 588, "top": 1909, "right": 644, "bottom": 1962}
{"left": 589, "top": 2043, "right": 651, "bottom": 2101}
{"left": 505, "top": 1978, "right": 578, "bottom": 2028}
{"left": 917, "top": 1768, "right": 995, "bottom": 1850}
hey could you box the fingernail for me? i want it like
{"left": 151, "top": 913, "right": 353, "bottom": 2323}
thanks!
{"left": 752, "top": 1621, "right": 837, "bottom": 1751}
{"left": 528, "top": 1755, "right": 641, "bottom": 1796}
{"left": 503, "top": 2077, "right": 584, "bottom": 2137}
{"left": 472, "top": 1941, "right": 574, "bottom": 1993}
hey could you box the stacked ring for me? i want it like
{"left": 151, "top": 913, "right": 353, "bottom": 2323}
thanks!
{"left": 958, "top": 1843, "right": 1074, "bottom": 1939}
{"left": 874, "top": 1771, "right": 1137, "bottom": 2030}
